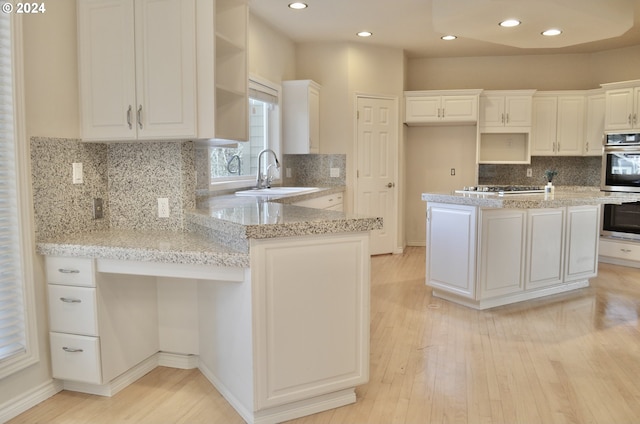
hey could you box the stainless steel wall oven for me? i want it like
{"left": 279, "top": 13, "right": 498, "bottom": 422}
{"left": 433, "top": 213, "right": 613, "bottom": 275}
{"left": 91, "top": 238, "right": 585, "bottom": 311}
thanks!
{"left": 602, "top": 133, "right": 640, "bottom": 240}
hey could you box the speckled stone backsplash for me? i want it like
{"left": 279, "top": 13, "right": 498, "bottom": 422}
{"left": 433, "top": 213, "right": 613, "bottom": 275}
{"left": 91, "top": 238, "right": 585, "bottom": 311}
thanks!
{"left": 479, "top": 156, "right": 602, "bottom": 187}
{"left": 282, "top": 154, "right": 346, "bottom": 187}
{"left": 31, "top": 137, "right": 196, "bottom": 240}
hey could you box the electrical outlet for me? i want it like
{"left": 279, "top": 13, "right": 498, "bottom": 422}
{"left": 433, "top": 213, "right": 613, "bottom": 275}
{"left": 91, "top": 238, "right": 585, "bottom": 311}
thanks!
{"left": 286, "top": 168, "right": 292, "bottom": 178}
{"left": 330, "top": 167, "right": 340, "bottom": 178}
{"left": 93, "top": 198, "right": 104, "bottom": 220}
{"left": 158, "top": 198, "right": 169, "bottom": 218}
{"left": 450, "top": 168, "right": 456, "bottom": 176}
{"left": 526, "top": 168, "right": 532, "bottom": 177}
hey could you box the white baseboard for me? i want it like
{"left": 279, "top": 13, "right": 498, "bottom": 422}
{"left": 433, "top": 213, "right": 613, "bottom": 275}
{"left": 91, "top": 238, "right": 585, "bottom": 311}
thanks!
{"left": 157, "top": 352, "right": 199, "bottom": 369}
{"left": 0, "top": 379, "right": 63, "bottom": 423}
{"left": 406, "top": 240, "right": 426, "bottom": 247}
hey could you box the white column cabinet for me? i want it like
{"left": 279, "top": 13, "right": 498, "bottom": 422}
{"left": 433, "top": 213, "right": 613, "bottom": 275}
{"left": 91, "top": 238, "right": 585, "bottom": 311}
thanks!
{"left": 602, "top": 80, "right": 640, "bottom": 132}
{"left": 283, "top": 80, "right": 321, "bottom": 154}
{"left": 404, "top": 90, "right": 481, "bottom": 125}
{"left": 531, "top": 93, "right": 585, "bottom": 156}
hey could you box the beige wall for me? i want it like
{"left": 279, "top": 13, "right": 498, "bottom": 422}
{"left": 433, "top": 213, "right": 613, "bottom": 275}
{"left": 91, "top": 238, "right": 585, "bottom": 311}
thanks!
{"left": 295, "top": 42, "right": 406, "bottom": 249}
{"left": 248, "top": 14, "right": 296, "bottom": 85}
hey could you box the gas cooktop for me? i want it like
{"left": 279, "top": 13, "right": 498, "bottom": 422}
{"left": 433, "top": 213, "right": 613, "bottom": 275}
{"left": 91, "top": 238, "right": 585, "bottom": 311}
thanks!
{"left": 455, "top": 186, "right": 545, "bottom": 196}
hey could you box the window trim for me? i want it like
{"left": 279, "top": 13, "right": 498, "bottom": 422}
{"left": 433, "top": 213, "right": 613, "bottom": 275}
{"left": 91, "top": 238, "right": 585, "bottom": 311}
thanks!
{"left": 0, "top": 13, "right": 39, "bottom": 379}
{"left": 206, "top": 75, "right": 282, "bottom": 191}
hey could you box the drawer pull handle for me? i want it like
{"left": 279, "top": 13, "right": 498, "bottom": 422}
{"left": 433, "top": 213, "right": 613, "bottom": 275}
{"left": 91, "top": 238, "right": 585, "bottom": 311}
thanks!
{"left": 621, "top": 248, "right": 632, "bottom": 253}
{"left": 60, "top": 297, "right": 81, "bottom": 304}
{"left": 62, "top": 347, "right": 84, "bottom": 353}
{"left": 58, "top": 268, "right": 80, "bottom": 274}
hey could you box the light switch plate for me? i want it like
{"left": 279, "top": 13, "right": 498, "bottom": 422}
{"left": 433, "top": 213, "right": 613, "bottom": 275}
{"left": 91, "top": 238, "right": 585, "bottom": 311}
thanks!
{"left": 330, "top": 167, "right": 340, "bottom": 178}
{"left": 72, "top": 162, "right": 83, "bottom": 184}
{"left": 93, "top": 198, "right": 104, "bottom": 220}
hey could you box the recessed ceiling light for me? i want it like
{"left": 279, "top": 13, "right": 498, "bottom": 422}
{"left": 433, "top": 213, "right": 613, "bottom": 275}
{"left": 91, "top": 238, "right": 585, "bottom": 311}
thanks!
{"left": 357, "top": 31, "right": 373, "bottom": 37}
{"left": 441, "top": 35, "right": 457, "bottom": 41}
{"left": 499, "top": 19, "right": 521, "bottom": 28}
{"left": 542, "top": 28, "right": 562, "bottom": 36}
{"left": 288, "top": 2, "right": 307, "bottom": 10}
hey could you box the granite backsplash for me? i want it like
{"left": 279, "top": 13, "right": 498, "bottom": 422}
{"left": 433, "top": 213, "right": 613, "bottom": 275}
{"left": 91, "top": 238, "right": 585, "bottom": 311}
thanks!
{"left": 30, "top": 137, "right": 195, "bottom": 240}
{"left": 282, "top": 154, "right": 346, "bottom": 187}
{"left": 479, "top": 156, "right": 602, "bottom": 187}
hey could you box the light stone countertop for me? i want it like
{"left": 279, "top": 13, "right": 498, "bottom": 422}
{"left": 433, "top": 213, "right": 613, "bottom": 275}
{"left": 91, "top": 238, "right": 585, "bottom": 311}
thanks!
{"left": 36, "top": 229, "right": 251, "bottom": 267}
{"left": 422, "top": 186, "right": 640, "bottom": 208}
{"left": 36, "top": 186, "right": 383, "bottom": 266}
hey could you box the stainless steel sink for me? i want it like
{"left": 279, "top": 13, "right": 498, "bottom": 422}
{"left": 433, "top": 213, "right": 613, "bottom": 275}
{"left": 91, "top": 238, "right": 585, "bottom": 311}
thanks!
{"left": 235, "top": 187, "right": 320, "bottom": 196}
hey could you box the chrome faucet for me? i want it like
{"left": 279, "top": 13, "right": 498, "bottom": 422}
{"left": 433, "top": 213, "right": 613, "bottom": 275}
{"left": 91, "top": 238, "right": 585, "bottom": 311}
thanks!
{"left": 226, "top": 154, "right": 242, "bottom": 175}
{"left": 256, "top": 149, "right": 280, "bottom": 189}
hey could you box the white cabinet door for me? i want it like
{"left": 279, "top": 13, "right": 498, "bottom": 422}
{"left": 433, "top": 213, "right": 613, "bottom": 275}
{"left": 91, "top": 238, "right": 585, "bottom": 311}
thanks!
{"left": 78, "top": 0, "right": 137, "bottom": 140}
{"left": 426, "top": 203, "right": 477, "bottom": 299}
{"left": 478, "top": 209, "right": 525, "bottom": 299}
{"left": 134, "top": 0, "right": 196, "bottom": 139}
{"left": 556, "top": 96, "right": 585, "bottom": 155}
{"left": 585, "top": 93, "right": 605, "bottom": 156}
{"left": 283, "top": 80, "right": 321, "bottom": 153}
{"left": 78, "top": 0, "right": 196, "bottom": 141}
{"left": 605, "top": 88, "right": 634, "bottom": 131}
{"left": 441, "top": 95, "right": 478, "bottom": 122}
{"left": 565, "top": 205, "right": 600, "bottom": 282}
{"left": 405, "top": 96, "right": 440, "bottom": 123}
{"left": 480, "top": 95, "right": 506, "bottom": 127}
{"left": 531, "top": 97, "right": 557, "bottom": 155}
{"left": 526, "top": 209, "right": 564, "bottom": 289}
{"left": 505, "top": 96, "right": 533, "bottom": 127}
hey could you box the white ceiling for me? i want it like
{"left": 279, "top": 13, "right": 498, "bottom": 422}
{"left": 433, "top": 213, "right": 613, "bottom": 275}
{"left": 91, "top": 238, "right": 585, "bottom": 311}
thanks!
{"left": 248, "top": 0, "right": 640, "bottom": 58}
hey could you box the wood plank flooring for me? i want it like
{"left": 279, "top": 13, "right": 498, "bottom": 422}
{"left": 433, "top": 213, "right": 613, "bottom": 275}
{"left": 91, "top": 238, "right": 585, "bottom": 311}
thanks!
{"left": 9, "top": 247, "right": 640, "bottom": 423}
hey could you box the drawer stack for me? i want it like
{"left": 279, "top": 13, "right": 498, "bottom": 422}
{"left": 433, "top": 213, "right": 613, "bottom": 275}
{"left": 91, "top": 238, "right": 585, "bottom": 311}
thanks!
{"left": 46, "top": 257, "right": 102, "bottom": 384}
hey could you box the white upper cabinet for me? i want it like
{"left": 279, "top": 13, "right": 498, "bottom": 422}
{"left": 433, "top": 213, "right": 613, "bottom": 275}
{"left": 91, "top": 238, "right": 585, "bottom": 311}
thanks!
{"left": 602, "top": 80, "right": 640, "bottom": 132}
{"left": 531, "top": 92, "right": 585, "bottom": 156}
{"left": 404, "top": 90, "right": 482, "bottom": 125}
{"left": 78, "top": 0, "right": 248, "bottom": 142}
{"left": 584, "top": 90, "right": 605, "bottom": 156}
{"left": 480, "top": 90, "right": 535, "bottom": 132}
{"left": 283, "top": 80, "right": 321, "bottom": 154}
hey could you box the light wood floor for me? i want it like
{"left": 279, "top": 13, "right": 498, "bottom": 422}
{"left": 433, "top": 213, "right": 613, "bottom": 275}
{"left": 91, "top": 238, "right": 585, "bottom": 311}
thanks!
{"left": 9, "top": 247, "right": 640, "bottom": 424}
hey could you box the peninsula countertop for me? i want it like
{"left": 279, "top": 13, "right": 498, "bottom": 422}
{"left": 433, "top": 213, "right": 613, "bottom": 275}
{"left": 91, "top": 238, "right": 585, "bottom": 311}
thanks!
{"left": 422, "top": 186, "right": 640, "bottom": 208}
{"left": 36, "top": 186, "right": 383, "bottom": 267}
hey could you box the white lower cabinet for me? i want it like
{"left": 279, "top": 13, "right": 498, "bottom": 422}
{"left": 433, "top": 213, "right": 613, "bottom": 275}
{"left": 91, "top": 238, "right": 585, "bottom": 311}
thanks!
{"left": 293, "top": 192, "right": 344, "bottom": 211}
{"left": 478, "top": 209, "right": 525, "bottom": 299}
{"left": 46, "top": 257, "right": 159, "bottom": 389}
{"left": 526, "top": 208, "right": 565, "bottom": 289}
{"left": 426, "top": 203, "right": 599, "bottom": 309}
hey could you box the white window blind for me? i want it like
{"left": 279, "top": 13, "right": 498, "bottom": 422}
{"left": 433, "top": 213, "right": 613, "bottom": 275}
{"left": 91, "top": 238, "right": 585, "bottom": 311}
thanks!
{"left": 0, "top": 11, "right": 26, "bottom": 364}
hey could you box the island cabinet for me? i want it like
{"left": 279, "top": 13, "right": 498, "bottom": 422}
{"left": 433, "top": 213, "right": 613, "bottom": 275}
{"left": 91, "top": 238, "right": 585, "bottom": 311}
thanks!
{"left": 426, "top": 202, "right": 599, "bottom": 309}
{"left": 77, "top": 0, "right": 248, "bottom": 142}
{"left": 404, "top": 90, "right": 482, "bottom": 125}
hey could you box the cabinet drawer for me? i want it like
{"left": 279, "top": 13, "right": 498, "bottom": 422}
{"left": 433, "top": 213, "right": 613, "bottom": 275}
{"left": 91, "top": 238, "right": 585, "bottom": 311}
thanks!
{"left": 599, "top": 239, "right": 640, "bottom": 262}
{"left": 294, "top": 193, "right": 344, "bottom": 209}
{"left": 48, "top": 285, "right": 98, "bottom": 336}
{"left": 46, "top": 257, "right": 96, "bottom": 287}
{"left": 50, "top": 332, "right": 102, "bottom": 384}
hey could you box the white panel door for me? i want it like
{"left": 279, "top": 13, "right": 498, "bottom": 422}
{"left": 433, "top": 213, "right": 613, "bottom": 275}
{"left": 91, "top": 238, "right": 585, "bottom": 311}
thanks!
{"left": 356, "top": 96, "right": 398, "bottom": 255}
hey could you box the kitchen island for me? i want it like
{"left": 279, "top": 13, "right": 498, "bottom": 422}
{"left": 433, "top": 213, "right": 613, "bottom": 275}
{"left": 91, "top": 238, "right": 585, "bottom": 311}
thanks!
{"left": 422, "top": 187, "right": 640, "bottom": 310}
{"left": 37, "top": 191, "right": 382, "bottom": 424}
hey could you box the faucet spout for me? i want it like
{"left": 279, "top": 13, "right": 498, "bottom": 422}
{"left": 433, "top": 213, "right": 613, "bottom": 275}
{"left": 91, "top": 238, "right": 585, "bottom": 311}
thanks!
{"left": 256, "top": 149, "right": 280, "bottom": 189}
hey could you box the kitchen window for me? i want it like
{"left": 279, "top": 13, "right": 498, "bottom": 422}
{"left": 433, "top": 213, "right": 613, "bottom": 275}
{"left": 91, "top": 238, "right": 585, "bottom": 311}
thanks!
{"left": 208, "top": 77, "right": 281, "bottom": 188}
{"left": 0, "top": 12, "right": 39, "bottom": 378}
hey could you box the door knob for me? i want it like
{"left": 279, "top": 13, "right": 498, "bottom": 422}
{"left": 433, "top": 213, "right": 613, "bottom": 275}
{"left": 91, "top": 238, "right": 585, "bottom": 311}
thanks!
{"left": 387, "top": 182, "right": 395, "bottom": 188}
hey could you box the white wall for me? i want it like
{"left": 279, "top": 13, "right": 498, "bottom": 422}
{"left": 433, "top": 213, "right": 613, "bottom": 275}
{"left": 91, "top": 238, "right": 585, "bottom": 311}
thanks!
{"left": 248, "top": 13, "right": 296, "bottom": 85}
